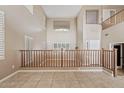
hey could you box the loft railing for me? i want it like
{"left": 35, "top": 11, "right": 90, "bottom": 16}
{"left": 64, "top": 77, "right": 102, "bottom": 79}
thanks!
{"left": 20, "top": 48, "right": 117, "bottom": 77}
{"left": 102, "top": 9, "right": 124, "bottom": 30}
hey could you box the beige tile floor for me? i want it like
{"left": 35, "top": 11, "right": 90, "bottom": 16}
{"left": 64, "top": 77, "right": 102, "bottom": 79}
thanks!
{"left": 0, "top": 71, "right": 124, "bottom": 88}
{"left": 117, "top": 69, "right": 124, "bottom": 76}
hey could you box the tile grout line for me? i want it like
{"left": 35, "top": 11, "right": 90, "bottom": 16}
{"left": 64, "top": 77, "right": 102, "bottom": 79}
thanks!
{"left": 73, "top": 72, "right": 82, "bottom": 88}
{"left": 0, "top": 70, "right": 19, "bottom": 83}
{"left": 50, "top": 72, "right": 55, "bottom": 88}
{"left": 34, "top": 72, "right": 44, "bottom": 88}
{"left": 0, "top": 68, "right": 111, "bottom": 86}
{"left": 19, "top": 73, "right": 35, "bottom": 88}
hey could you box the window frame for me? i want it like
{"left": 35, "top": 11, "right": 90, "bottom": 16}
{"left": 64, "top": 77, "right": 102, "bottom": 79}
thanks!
{"left": 86, "top": 10, "right": 99, "bottom": 24}
{"left": 53, "top": 21, "right": 70, "bottom": 32}
{"left": 0, "top": 11, "right": 5, "bottom": 60}
{"left": 53, "top": 42, "right": 70, "bottom": 50}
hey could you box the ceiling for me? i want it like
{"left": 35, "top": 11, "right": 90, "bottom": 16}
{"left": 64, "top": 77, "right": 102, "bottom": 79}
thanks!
{"left": 42, "top": 5, "right": 124, "bottom": 18}
{"left": 102, "top": 5, "right": 124, "bottom": 9}
{"left": 42, "top": 5, "right": 82, "bottom": 18}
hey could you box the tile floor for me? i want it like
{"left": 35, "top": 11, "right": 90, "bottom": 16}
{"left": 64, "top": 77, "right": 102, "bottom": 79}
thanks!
{"left": 117, "top": 69, "right": 124, "bottom": 76}
{"left": 0, "top": 71, "right": 124, "bottom": 88}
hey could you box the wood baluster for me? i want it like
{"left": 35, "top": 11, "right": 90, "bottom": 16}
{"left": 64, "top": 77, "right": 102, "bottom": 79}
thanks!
{"left": 55, "top": 50, "right": 57, "bottom": 67}
{"left": 106, "top": 50, "right": 109, "bottom": 69}
{"left": 54, "top": 50, "right": 56, "bottom": 67}
{"left": 46, "top": 50, "right": 47, "bottom": 67}
{"left": 74, "top": 50, "right": 75, "bottom": 67}
{"left": 39, "top": 50, "right": 41, "bottom": 67}
{"left": 109, "top": 51, "right": 110, "bottom": 69}
{"left": 106, "top": 51, "right": 107, "bottom": 69}
{"left": 104, "top": 50, "right": 106, "bottom": 68}
{"left": 67, "top": 50, "right": 68, "bottom": 67}
{"left": 86, "top": 50, "right": 87, "bottom": 67}
{"left": 44, "top": 51, "right": 45, "bottom": 67}
{"left": 98, "top": 50, "right": 100, "bottom": 67}
{"left": 29, "top": 50, "right": 30, "bottom": 67}
{"left": 21, "top": 51, "right": 23, "bottom": 67}
{"left": 86, "top": 50, "right": 88, "bottom": 67}
{"left": 81, "top": 50, "right": 83, "bottom": 67}
{"left": 24, "top": 50, "right": 26, "bottom": 67}
{"left": 49, "top": 50, "right": 51, "bottom": 67}
{"left": 34, "top": 50, "right": 35, "bottom": 67}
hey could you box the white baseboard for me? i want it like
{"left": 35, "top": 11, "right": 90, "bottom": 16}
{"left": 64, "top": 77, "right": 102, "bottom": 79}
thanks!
{"left": 79, "top": 67, "right": 103, "bottom": 72}
{"left": 18, "top": 70, "right": 83, "bottom": 72}
{"left": 18, "top": 67, "right": 103, "bottom": 72}
{"left": 103, "top": 68, "right": 113, "bottom": 76}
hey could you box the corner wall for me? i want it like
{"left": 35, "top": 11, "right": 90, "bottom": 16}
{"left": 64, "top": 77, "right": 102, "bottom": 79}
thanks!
{"left": 101, "top": 22, "right": 124, "bottom": 49}
{"left": 76, "top": 6, "right": 102, "bottom": 49}
{"left": 0, "top": 5, "right": 47, "bottom": 80}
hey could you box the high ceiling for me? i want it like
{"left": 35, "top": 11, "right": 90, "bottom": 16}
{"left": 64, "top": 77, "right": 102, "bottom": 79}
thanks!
{"left": 42, "top": 5, "right": 124, "bottom": 18}
{"left": 42, "top": 5, "right": 82, "bottom": 18}
{"left": 102, "top": 5, "right": 124, "bottom": 9}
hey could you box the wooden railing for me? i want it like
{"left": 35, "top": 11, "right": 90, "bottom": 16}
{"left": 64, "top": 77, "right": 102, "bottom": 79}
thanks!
{"left": 102, "top": 9, "right": 124, "bottom": 30}
{"left": 20, "top": 49, "right": 117, "bottom": 76}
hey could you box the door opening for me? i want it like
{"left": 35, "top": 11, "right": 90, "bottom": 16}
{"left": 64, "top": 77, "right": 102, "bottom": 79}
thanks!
{"left": 114, "top": 45, "right": 121, "bottom": 67}
{"left": 113, "top": 43, "right": 124, "bottom": 76}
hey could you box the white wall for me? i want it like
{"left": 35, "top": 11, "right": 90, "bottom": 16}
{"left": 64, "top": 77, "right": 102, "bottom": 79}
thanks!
{"left": 31, "top": 6, "right": 47, "bottom": 50}
{"left": 76, "top": 9, "right": 83, "bottom": 49}
{"left": 77, "top": 6, "right": 102, "bottom": 49}
{"left": 0, "top": 5, "right": 47, "bottom": 80}
{"left": 24, "top": 5, "right": 34, "bottom": 15}
{"left": 47, "top": 18, "right": 76, "bottom": 49}
{"left": 31, "top": 30, "right": 47, "bottom": 50}
{"left": 101, "top": 22, "right": 124, "bottom": 49}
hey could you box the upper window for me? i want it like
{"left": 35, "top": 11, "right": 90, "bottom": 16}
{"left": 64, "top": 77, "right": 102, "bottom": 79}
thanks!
{"left": 110, "top": 10, "right": 116, "bottom": 24}
{"left": 0, "top": 11, "right": 5, "bottom": 60}
{"left": 86, "top": 10, "right": 99, "bottom": 24}
{"left": 110, "top": 10, "right": 116, "bottom": 17}
{"left": 53, "top": 21, "right": 70, "bottom": 31}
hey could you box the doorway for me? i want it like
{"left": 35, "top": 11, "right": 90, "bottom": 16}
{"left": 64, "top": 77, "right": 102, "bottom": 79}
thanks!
{"left": 114, "top": 45, "right": 121, "bottom": 67}
{"left": 113, "top": 43, "right": 124, "bottom": 76}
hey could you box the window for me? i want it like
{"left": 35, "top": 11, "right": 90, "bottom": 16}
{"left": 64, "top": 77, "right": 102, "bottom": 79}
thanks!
{"left": 0, "top": 11, "right": 5, "bottom": 60}
{"left": 54, "top": 21, "right": 70, "bottom": 31}
{"left": 54, "top": 43, "right": 57, "bottom": 49}
{"left": 86, "top": 10, "right": 99, "bottom": 24}
{"left": 53, "top": 43, "right": 70, "bottom": 49}
{"left": 110, "top": 10, "right": 116, "bottom": 17}
{"left": 110, "top": 10, "right": 116, "bottom": 24}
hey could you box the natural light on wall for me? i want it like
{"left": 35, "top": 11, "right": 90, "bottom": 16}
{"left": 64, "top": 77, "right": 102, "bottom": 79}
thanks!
{"left": 0, "top": 11, "right": 5, "bottom": 60}
{"left": 24, "top": 5, "right": 34, "bottom": 15}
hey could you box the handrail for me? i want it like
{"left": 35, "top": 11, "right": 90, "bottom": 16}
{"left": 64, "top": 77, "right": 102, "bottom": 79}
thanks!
{"left": 102, "top": 9, "right": 124, "bottom": 30}
{"left": 20, "top": 49, "right": 117, "bottom": 77}
{"left": 103, "top": 9, "right": 124, "bottom": 22}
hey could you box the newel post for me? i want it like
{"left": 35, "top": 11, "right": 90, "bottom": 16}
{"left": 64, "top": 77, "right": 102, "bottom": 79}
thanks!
{"left": 75, "top": 47, "right": 79, "bottom": 67}
{"left": 113, "top": 48, "right": 117, "bottom": 77}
